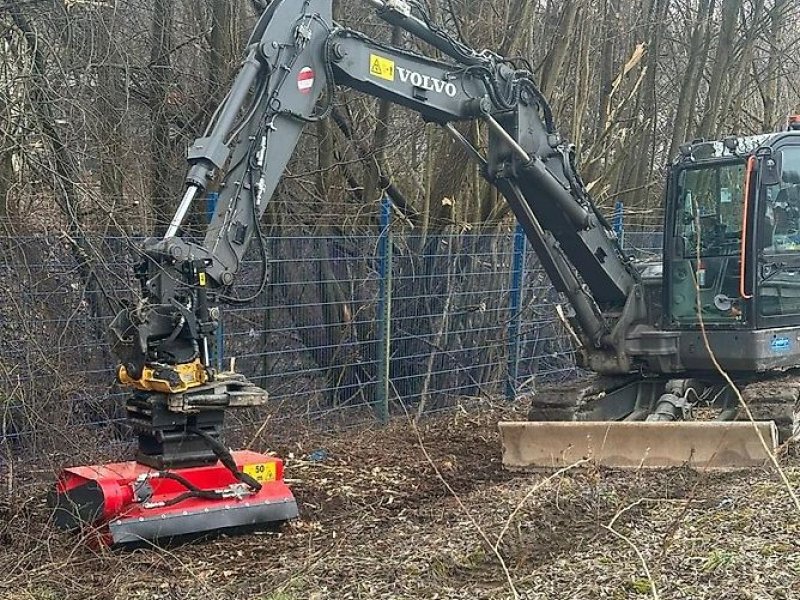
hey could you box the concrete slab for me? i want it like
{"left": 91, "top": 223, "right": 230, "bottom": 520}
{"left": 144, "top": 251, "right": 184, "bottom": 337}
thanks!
{"left": 499, "top": 421, "right": 779, "bottom": 471}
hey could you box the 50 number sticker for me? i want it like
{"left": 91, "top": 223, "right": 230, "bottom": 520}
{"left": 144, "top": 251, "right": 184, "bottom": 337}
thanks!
{"left": 243, "top": 462, "right": 277, "bottom": 483}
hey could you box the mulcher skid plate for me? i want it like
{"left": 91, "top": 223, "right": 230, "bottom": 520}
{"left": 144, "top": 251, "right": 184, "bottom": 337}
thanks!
{"left": 50, "top": 450, "right": 298, "bottom": 546}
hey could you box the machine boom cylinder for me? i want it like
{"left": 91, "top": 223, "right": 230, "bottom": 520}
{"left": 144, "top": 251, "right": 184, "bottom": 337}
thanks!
{"left": 165, "top": 186, "right": 200, "bottom": 239}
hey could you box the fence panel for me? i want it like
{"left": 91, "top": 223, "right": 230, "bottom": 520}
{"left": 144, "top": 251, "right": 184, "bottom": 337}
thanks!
{"left": 0, "top": 218, "right": 662, "bottom": 479}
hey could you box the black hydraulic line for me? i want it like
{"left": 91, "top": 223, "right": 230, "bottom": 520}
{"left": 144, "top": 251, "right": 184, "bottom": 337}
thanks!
{"left": 217, "top": 130, "right": 270, "bottom": 306}
{"left": 134, "top": 432, "right": 264, "bottom": 510}
{"left": 189, "top": 427, "right": 263, "bottom": 491}
{"left": 135, "top": 471, "right": 227, "bottom": 510}
{"left": 369, "top": 0, "right": 486, "bottom": 67}
{"left": 151, "top": 471, "right": 226, "bottom": 499}
{"left": 157, "top": 491, "right": 203, "bottom": 508}
{"left": 163, "top": 319, "right": 184, "bottom": 345}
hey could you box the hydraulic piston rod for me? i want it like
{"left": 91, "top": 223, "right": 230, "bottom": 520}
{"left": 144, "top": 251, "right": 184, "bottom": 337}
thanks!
{"left": 165, "top": 186, "right": 200, "bottom": 239}
{"left": 485, "top": 115, "right": 591, "bottom": 230}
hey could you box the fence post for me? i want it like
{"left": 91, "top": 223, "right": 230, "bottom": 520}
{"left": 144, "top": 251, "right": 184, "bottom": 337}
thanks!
{"left": 613, "top": 200, "right": 624, "bottom": 249}
{"left": 206, "top": 192, "right": 225, "bottom": 372}
{"left": 375, "top": 197, "right": 393, "bottom": 423}
{"left": 506, "top": 223, "right": 526, "bottom": 400}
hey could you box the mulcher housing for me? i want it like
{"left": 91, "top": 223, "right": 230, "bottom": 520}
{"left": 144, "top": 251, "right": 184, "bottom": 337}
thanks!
{"left": 51, "top": 451, "right": 297, "bottom": 546}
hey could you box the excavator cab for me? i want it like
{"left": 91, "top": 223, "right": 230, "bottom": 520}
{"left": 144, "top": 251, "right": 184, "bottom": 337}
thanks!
{"left": 755, "top": 148, "right": 800, "bottom": 322}
{"left": 661, "top": 134, "right": 800, "bottom": 371}
{"left": 503, "top": 132, "right": 800, "bottom": 472}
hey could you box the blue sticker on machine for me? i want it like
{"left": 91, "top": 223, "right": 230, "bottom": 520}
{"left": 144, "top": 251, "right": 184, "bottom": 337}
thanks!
{"left": 771, "top": 337, "right": 792, "bottom": 353}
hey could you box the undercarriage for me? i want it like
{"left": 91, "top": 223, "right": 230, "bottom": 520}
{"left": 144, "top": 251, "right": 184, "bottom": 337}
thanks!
{"left": 528, "top": 371, "right": 800, "bottom": 442}
{"left": 505, "top": 372, "right": 800, "bottom": 471}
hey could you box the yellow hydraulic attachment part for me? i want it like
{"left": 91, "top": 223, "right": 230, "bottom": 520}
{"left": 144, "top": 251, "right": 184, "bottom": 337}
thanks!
{"left": 117, "top": 358, "right": 209, "bottom": 394}
{"left": 499, "top": 421, "right": 780, "bottom": 471}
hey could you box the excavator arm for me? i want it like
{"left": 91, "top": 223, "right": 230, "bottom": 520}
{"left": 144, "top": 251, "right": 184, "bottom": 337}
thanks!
{"left": 109, "top": 0, "right": 646, "bottom": 397}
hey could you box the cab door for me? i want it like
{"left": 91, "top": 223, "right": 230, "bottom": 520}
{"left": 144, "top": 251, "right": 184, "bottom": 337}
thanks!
{"left": 665, "top": 158, "right": 749, "bottom": 328}
{"left": 755, "top": 144, "right": 800, "bottom": 328}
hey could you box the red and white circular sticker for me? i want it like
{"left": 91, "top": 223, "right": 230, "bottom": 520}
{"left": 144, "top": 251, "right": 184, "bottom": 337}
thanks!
{"left": 297, "top": 67, "right": 315, "bottom": 94}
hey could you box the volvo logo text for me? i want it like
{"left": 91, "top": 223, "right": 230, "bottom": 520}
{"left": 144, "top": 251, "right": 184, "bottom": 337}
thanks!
{"left": 397, "top": 68, "right": 457, "bottom": 98}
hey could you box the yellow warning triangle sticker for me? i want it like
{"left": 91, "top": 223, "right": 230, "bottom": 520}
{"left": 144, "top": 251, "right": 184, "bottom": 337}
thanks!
{"left": 369, "top": 54, "right": 395, "bottom": 81}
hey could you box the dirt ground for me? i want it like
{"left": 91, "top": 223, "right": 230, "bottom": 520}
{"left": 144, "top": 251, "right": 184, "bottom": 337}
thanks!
{"left": 1, "top": 401, "right": 799, "bottom": 600}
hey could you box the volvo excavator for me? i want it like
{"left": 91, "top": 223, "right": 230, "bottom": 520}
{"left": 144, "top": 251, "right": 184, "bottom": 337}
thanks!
{"left": 50, "top": 0, "right": 800, "bottom": 545}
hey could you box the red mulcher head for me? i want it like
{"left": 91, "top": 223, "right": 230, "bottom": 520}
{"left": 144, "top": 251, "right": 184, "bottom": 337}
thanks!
{"left": 50, "top": 375, "right": 298, "bottom": 546}
{"left": 50, "top": 451, "right": 298, "bottom": 546}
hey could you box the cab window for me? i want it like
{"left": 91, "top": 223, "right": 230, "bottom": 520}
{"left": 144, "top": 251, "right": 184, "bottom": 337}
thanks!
{"left": 670, "top": 161, "right": 746, "bottom": 325}
{"left": 758, "top": 147, "right": 800, "bottom": 316}
{"left": 676, "top": 163, "right": 746, "bottom": 258}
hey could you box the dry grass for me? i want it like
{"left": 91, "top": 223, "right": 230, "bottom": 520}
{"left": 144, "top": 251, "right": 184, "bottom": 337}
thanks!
{"left": 1, "top": 403, "right": 799, "bottom": 599}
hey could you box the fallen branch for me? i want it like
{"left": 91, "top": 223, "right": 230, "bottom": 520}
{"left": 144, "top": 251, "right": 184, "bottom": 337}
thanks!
{"left": 604, "top": 499, "right": 660, "bottom": 600}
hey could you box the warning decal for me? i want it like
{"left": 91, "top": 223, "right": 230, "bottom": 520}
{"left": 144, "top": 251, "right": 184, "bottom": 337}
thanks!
{"left": 369, "top": 54, "right": 395, "bottom": 81}
{"left": 243, "top": 462, "right": 277, "bottom": 483}
{"left": 297, "top": 67, "right": 315, "bottom": 94}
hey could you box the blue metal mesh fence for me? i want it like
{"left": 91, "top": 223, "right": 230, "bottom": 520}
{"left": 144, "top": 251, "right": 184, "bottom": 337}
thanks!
{"left": 0, "top": 217, "right": 662, "bottom": 473}
{"left": 623, "top": 230, "right": 664, "bottom": 259}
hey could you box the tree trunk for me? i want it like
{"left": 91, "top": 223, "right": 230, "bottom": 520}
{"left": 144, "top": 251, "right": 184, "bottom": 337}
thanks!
{"left": 721, "top": 0, "right": 765, "bottom": 134}
{"left": 96, "top": 5, "right": 125, "bottom": 224}
{"left": 0, "top": 91, "right": 11, "bottom": 219}
{"left": 619, "top": 0, "right": 670, "bottom": 207}
{"left": 761, "top": 0, "right": 787, "bottom": 130}
{"left": 698, "top": 0, "right": 742, "bottom": 138}
{"left": 538, "top": 0, "right": 579, "bottom": 100}
{"left": 682, "top": 0, "right": 717, "bottom": 139}
{"left": 571, "top": 7, "right": 591, "bottom": 151}
{"left": 209, "top": 0, "right": 236, "bottom": 103}
{"left": 595, "top": 0, "right": 617, "bottom": 142}
{"left": 150, "top": 0, "right": 176, "bottom": 235}
{"left": 668, "top": 0, "right": 714, "bottom": 158}
{"left": 500, "top": 0, "right": 536, "bottom": 56}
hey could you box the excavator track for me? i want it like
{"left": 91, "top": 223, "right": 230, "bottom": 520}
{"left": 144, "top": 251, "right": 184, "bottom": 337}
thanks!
{"left": 737, "top": 374, "right": 800, "bottom": 442}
